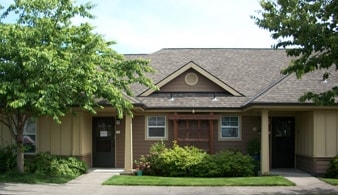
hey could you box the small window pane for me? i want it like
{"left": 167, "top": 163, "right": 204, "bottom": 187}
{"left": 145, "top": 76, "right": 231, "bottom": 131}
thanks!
{"left": 222, "top": 128, "right": 238, "bottom": 137}
{"left": 148, "top": 117, "right": 157, "bottom": 126}
{"left": 148, "top": 116, "right": 165, "bottom": 126}
{"left": 23, "top": 135, "right": 36, "bottom": 153}
{"left": 149, "top": 127, "right": 165, "bottom": 137}
{"left": 24, "top": 120, "right": 36, "bottom": 134}
{"left": 23, "top": 118, "right": 37, "bottom": 153}
{"left": 156, "top": 117, "right": 165, "bottom": 126}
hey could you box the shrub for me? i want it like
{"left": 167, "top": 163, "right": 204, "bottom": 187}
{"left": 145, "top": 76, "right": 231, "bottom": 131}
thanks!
{"left": 212, "top": 151, "right": 255, "bottom": 177}
{"left": 188, "top": 154, "right": 219, "bottom": 177}
{"left": 325, "top": 155, "right": 338, "bottom": 178}
{"left": 158, "top": 142, "right": 208, "bottom": 177}
{"left": 25, "top": 152, "right": 87, "bottom": 177}
{"left": 136, "top": 142, "right": 256, "bottom": 177}
{"left": 0, "top": 145, "right": 17, "bottom": 173}
{"left": 135, "top": 141, "right": 166, "bottom": 175}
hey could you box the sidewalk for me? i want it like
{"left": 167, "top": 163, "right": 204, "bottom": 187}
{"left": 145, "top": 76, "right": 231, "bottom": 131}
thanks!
{"left": 1, "top": 169, "right": 338, "bottom": 195}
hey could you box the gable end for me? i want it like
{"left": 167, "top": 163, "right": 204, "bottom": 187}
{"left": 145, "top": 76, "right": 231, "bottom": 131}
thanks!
{"left": 140, "top": 61, "right": 242, "bottom": 97}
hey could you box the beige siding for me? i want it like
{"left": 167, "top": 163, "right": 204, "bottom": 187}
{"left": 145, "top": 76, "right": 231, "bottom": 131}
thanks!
{"left": 0, "top": 123, "right": 15, "bottom": 147}
{"left": 296, "top": 111, "right": 338, "bottom": 158}
{"left": 71, "top": 113, "right": 80, "bottom": 155}
{"left": 314, "top": 111, "right": 338, "bottom": 157}
{"left": 0, "top": 111, "right": 103, "bottom": 168}
{"left": 61, "top": 115, "right": 72, "bottom": 155}
{"left": 50, "top": 119, "right": 61, "bottom": 154}
{"left": 326, "top": 113, "right": 337, "bottom": 156}
{"left": 295, "top": 112, "right": 314, "bottom": 156}
{"left": 37, "top": 111, "right": 92, "bottom": 157}
{"left": 80, "top": 112, "right": 92, "bottom": 156}
{"left": 38, "top": 117, "right": 52, "bottom": 152}
{"left": 39, "top": 114, "right": 74, "bottom": 155}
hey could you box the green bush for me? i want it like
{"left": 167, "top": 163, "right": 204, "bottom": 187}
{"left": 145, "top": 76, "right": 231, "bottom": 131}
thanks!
{"left": 158, "top": 142, "right": 208, "bottom": 177}
{"left": 136, "top": 142, "right": 256, "bottom": 177}
{"left": 212, "top": 151, "right": 255, "bottom": 177}
{"left": 325, "top": 155, "right": 338, "bottom": 178}
{"left": 0, "top": 145, "right": 17, "bottom": 173}
{"left": 188, "top": 154, "right": 219, "bottom": 177}
{"left": 25, "top": 152, "right": 87, "bottom": 177}
{"left": 135, "top": 141, "right": 166, "bottom": 175}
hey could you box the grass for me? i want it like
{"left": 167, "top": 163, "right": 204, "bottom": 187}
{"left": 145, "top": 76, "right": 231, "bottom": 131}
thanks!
{"left": 320, "top": 178, "right": 338, "bottom": 185}
{"left": 0, "top": 171, "right": 77, "bottom": 184}
{"left": 103, "top": 175, "right": 295, "bottom": 186}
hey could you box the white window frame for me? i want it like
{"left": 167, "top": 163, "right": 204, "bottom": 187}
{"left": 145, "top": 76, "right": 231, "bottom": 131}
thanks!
{"left": 23, "top": 118, "right": 37, "bottom": 154}
{"left": 219, "top": 116, "right": 241, "bottom": 141}
{"left": 146, "top": 116, "right": 167, "bottom": 140}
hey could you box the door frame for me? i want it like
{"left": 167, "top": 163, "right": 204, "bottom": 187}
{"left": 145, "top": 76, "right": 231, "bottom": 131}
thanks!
{"left": 92, "top": 116, "right": 116, "bottom": 167}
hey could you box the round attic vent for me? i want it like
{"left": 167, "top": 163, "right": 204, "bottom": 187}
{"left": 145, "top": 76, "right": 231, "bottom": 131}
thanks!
{"left": 185, "top": 72, "right": 199, "bottom": 86}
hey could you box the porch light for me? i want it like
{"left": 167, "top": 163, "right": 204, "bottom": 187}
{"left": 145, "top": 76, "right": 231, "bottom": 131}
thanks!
{"left": 168, "top": 93, "right": 174, "bottom": 101}
{"left": 116, "top": 120, "right": 120, "bottom": 125}
{"left": 211, "top": 94, "right": 218, "bottom": 101}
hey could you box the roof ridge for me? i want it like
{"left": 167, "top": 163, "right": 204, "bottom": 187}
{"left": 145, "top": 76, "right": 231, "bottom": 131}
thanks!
{"left": 242, "top": 74, "right": 291, "bottom": 106}
{"left": 159, "top": 48, "right": 286, "bottom": 51}
{"left": 126, "top": 48, "right": 287, "bottom": 55}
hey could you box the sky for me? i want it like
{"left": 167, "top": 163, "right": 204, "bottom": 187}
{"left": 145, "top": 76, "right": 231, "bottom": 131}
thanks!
{"left": 1, "top": 0, "right": 275, "bottom": 54}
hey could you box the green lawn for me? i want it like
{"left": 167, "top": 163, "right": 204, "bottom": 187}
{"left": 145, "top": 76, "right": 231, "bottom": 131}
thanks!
{"left": 103, "top": 175, "right": 295, "bottom": 186}
{"left": 320, "top": 178, "right": 338, "bottom": 185}
{"left": 0, "top": 171, "right": 77, "bottom": 184}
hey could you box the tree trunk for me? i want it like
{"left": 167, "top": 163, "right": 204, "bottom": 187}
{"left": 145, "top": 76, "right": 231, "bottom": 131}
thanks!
{"left": 16, "top": 128, "right": 24, "bottom": 173}
{"left": 17, "top": 144, "right": 24, "bottom": 173}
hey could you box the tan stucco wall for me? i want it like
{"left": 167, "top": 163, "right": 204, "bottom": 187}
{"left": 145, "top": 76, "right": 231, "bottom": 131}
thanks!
{"left": 296, "top": 111, "right": 314, "bottom": 156}
{"left": 313, "top": 111, "right": 338, "bottom": 157}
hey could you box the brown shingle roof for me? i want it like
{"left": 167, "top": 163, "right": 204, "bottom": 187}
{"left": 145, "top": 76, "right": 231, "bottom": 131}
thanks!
{"left": 125, "top": 48, "right": 335, "bottom": 109}
{"left": 251, "top": 66, "right": 338, "bottom": 104}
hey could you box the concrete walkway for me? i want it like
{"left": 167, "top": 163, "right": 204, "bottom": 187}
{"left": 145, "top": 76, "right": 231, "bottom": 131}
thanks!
{"left": 1, "top": 168, "right": 338, "bottom": 195}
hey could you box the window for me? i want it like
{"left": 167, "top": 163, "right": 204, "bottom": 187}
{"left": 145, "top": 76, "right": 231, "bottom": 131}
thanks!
{"left": 23, "top": 118, "right": 37, "bottom": 153}
{"left": 220, "top": 116, "right": 240, "bottom": 140}
{"left": 146, "top": 116, "right": 166, "bottom": 139}
{"left": 185, "top": 72, "right": 199, "bottom": 86}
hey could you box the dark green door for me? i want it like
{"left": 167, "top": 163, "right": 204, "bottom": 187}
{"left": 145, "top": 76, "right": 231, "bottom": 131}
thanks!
{"left": 272, "top": 117, "right": 295, "bottom": 168}
{"left": 92, "top": 117, "right": 115, "bottom": 167}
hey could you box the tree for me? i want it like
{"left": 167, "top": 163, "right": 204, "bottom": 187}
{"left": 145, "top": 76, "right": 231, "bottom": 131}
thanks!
{"left": 252, "top": 0, "right": 338, "bottom": 105}
{"left": 0, "top": 0, "right": 155, "bottom": 173}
